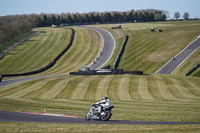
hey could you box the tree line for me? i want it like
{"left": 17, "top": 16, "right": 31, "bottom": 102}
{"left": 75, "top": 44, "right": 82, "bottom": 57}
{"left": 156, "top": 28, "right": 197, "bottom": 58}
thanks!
{"left": 174, "top": 12, "right": 190, "bottom": 20}
{"left": 1, "top": 9, "right": 166, "bottom": 45}
{"left": 37, "top": 9, "right": 166, "bottom": 26}
{"left": 0, "top": 15, "right": 36, "bottom": 44}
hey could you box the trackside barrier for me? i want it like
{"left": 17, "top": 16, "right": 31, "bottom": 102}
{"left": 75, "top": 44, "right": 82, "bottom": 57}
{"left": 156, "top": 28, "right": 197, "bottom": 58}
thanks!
{"left": 1, "top": 28, "right": 75, "bottom": 77}
{"left": 113, "top": 35, "right": 129, "bottom": 69}
{"left": 69, "top": 69, "right": 143, "bottom": 76}
{"left": 185, "top": 63, "right": 200, "bottom": 76}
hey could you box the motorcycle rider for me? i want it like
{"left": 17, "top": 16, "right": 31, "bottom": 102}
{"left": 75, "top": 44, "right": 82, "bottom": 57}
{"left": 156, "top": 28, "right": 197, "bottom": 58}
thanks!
{"left": 94, "top": 96, "right": 111, "bottom": 115}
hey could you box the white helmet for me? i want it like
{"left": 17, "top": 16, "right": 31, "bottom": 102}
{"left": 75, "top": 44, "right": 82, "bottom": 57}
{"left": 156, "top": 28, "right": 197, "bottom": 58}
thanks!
{"left": 102, "top": 96, "right": 108, "bottom": 100}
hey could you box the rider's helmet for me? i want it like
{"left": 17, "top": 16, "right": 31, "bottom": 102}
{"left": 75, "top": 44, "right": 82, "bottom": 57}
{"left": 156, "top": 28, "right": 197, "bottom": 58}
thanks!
{"left": 102, "top": 96, "right": 108, "bottom": 100}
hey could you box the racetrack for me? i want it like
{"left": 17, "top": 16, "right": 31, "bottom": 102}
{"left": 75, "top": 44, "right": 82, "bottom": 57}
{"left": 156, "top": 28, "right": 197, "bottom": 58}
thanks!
{"left": 1, "top": 25, "right": 200, "bottom": 126}
{"left": 0, "top": 31, "right": 40, "bottom": 59}
{"left": 1, "top": 110, "right": 200, "bottom": 125}
{"left": 0, "top": 75, "right": 58, "bottom": 88}
{"left": 86, "top": 27, "right": 115, "bottom": 70}
{"left": 0, "top": 26, "right": 115, "bottom": 87}
{"left": 156, "top": 37, "right": 200, "bottom": 74}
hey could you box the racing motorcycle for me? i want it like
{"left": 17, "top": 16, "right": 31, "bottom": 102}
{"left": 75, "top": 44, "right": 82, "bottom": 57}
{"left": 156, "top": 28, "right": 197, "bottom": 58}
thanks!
{"left": 85, "top": 104, "right": 114, "bottom": 121}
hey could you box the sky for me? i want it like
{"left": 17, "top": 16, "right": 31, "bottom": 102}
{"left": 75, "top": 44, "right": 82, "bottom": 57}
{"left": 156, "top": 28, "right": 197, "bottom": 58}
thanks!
{"left": 0, "top": 0, "right": 200, "bottom": 19}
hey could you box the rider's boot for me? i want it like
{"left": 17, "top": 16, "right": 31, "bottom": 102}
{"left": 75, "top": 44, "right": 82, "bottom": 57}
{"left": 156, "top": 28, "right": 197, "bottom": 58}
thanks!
{"left": 101, "top": 112, "right": 105, "bottom": 116}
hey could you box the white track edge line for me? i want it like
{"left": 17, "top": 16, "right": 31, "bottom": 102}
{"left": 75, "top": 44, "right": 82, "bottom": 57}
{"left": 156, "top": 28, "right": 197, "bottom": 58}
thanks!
{"left": 155, "top": 36, "right": 200, "bottom": 74}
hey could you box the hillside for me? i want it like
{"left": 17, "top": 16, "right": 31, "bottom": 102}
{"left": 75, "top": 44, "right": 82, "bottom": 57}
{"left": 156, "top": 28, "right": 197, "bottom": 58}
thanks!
{"left": 0, "top": 27, "right": 101, "bottom": 76}
{"left": 0, "top": 27, "right": 72, "bottom": 75}
{"left": 95, "top": 20, "right": 200, "bottom": 75}
{"left": 0, "top": 21, "right": 200, "bottom": 132}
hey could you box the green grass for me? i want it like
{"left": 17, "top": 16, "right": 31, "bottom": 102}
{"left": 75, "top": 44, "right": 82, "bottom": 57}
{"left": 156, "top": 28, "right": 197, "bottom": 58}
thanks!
{"left": 192, "top": 68, "right": 200, "bottom": 77}
{"left": 94, "top": 20, "right": 200, "bottom": 74}
{"left": 0, "top": 27, "right": 101, "bottom": 76}
{"left": 35, "top": 26, "right": 102, "bottom": 76}
{"left": 1, "top": 122, "right": 200, "bottom": 133}
{"left": 0, "top": 74, "right": 200, "bottom": 122}
{"left": 1, "top": 21, "right": 200, "bottom": 132}
{"left": 0, "top": 28, "right": 72, "bottom": 74}
{"left": 0, "top": 31, "right": 35, "bottom": 52}
{"left": 174, "top": 43, "right": 200, "bottom": 76}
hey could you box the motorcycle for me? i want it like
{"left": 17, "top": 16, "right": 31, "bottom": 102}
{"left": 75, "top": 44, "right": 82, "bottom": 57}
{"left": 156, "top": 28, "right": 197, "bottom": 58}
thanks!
{"left": 85, "top": 104, "right": 114, "bottom": 121}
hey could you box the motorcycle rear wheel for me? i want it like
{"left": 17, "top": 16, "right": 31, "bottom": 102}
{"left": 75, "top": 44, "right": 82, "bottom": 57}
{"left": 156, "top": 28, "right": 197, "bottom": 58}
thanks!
{"left": 100, "top": 111, "right": 111, "bottom": 121}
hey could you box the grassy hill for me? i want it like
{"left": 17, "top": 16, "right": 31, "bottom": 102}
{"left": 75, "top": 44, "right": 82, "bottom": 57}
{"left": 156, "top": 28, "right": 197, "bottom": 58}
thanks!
{"left": 0, "top": 21, "right": 200, "bottom": 132}
{"left": 0, "top": 27, "right": 101, "bottom": 76}
{"left": 95, "top": 20, "right": 200, "bottom": 74}
{"left": 0, "top": 27, "right": 72, "bottom": 74}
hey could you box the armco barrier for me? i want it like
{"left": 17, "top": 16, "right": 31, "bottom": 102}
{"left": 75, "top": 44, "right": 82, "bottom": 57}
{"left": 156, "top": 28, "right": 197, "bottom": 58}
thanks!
{"left": 113, "top": 35, "right": 128, "bottom": 69}
{"left": 69, "top": 69, "right": 143, "bottom": 76}
{"left": 185, "top": 63, "right": 200, "bottom": 76}
{"left": 1, "top": 28, "right": 75, "bottom": 78}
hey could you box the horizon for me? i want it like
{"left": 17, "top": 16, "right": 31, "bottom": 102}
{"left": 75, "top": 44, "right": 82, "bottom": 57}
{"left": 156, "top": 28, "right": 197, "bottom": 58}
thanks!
{"left": 0, "top": 0, "right": 200, "bottom": 19}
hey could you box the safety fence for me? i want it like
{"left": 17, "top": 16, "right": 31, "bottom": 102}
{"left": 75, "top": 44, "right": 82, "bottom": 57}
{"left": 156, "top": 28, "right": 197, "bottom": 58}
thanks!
{"left": 1, "top": 28, "right": 75, "bottom": 78}
{"left": 185, "top": 63, "right": 200, "bottom": 76}
{"left": 113, "top": 35, "right": 129, "bottom": 69}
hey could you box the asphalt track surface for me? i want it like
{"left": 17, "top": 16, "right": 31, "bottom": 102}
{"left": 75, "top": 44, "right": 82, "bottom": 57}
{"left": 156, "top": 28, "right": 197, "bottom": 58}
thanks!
{"left": 0, "top": 75, "right": 59, "bottom": 88}
{"left": 156, "top": 37, "right": 200, "bottom": 74}
{"left": 0, "top": 27, "right": 114, "bottom": 88}
{"left": 0, "top": 31, "right": 40, "bottom": 59}
{"left": 1, "top": 29, "right": 200, "bottom": 125}
{"left": 1, "top": 111, "right": 200, "bottom": 124}
{"left": 86, "top": 27, "right": 115, "bottom": 70}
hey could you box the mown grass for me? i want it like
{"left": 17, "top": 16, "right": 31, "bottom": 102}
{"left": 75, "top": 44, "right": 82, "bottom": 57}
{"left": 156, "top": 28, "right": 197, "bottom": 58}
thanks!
{"left": 1, "top": 122, "right": 200, "bottom": 133}
{"left": 0, "top": 27, "right": 101, "bottom": 76}
{"left": 174, "top": 42, "right": 200, "bottom": 76}
{"left": 1, "top": 21, "right": 200, "bottom": 132}
{"left": 192, "top": 68, "right": 200, "bottom": 77}
{"left": 0, "top": 74, "right": 200, "bottom": 122}
{"left": 38, "top": 26, "right": 102, "bottom": 76}
{"left": 0, "top": 28, "right": 72, "bottom": 74}
{"left": 0, "top": 31, "right": 35, "bottom": 52}
{"left": 95, "top": 20, "right": 200, "bottom": 74}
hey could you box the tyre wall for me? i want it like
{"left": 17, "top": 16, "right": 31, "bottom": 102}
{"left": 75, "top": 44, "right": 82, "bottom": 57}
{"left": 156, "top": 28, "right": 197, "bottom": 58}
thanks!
{"left": 69, "top": 69, "right": 143, "bottom": 76}
{"left": 185, "top": 63, "right": 200, "bottom": 76}
{"left": 113, "top": 35, "right": 128, "bottom": 69}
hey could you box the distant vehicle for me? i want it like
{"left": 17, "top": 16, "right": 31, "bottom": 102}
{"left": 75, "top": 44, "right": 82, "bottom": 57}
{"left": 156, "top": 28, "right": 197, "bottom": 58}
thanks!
{"left": 112, "top": 25, "right": 121, "bottom": 29}
{"left": 52, "top": 24, "right": 57, "bottom": 28}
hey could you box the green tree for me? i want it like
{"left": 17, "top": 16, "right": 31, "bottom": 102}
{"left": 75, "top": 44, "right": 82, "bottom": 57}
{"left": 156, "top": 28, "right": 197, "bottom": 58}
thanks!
{"left": 183, "top": 12, "right": 190, "bottom": 20}
{"left": 154, "top": 14, "right": 165, "bottom": 21}
{"left": 174, "top": 12, "right": 181, "bottom": 20}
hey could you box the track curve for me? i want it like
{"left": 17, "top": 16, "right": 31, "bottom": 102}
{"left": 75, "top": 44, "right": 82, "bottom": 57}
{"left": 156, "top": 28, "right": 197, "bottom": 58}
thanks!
{"left": 86, "top": 27, "right": 115, "bottom": 70}
{"left": 1, "top": 111, "right": 200, "bottom": 124}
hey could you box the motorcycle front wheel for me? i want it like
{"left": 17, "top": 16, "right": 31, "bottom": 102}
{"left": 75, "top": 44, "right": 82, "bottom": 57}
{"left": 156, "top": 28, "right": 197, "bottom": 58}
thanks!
{"left": 85, "top": 113, "right": 91, "bottom": 121}
{"left": 100, "top": 110, "right": 111, "bottom": 121}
